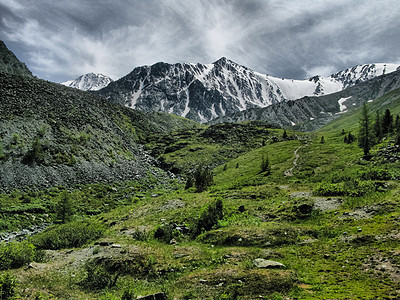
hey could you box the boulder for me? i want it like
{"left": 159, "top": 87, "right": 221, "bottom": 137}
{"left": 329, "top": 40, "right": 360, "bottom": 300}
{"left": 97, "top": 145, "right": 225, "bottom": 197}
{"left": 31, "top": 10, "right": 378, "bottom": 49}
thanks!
{"left": 253, "top": 258, "right": 285, "bottom": 269}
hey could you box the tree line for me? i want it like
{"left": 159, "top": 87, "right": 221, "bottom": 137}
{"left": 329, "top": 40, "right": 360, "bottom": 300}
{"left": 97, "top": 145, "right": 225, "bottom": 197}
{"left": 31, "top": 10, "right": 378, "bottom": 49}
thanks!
{"left": 358, "top": 105, "right": 400, "bottom": 156}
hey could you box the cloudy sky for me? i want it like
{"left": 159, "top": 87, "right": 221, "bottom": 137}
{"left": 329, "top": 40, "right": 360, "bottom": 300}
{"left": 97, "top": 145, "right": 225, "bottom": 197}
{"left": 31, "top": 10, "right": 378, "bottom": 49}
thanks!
{"left": 1, "top": 0, "right": 400, "bottom": 82}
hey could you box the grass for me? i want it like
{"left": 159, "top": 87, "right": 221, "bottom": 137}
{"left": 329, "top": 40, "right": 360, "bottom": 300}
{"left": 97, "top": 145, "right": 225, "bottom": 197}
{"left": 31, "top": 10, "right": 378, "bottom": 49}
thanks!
{"left": 1, "top": 116, "right": 400, "bottom": 299}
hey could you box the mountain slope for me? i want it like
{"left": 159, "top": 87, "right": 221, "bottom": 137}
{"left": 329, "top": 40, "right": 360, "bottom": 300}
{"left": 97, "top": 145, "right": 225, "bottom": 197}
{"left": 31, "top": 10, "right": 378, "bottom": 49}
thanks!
{"left": 0, "top": 70, "right": 200, "bottom": 192}
{"left": 98, "top": 58, "right": 399, "bottom": 123}
{"left": 0, "top": 40, "right": 33, "bottom": 77}
{"left": 61, "top": 73, "right": 113, "bottom": 91}
{"left": 209, "top": 69, "right": 400, "bottom": 131}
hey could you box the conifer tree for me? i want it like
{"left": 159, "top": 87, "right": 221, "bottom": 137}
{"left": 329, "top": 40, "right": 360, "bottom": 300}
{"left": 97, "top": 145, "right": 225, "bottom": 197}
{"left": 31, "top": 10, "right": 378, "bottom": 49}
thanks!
{"left": 381, "top": 109, "right": 393, "bottom": 135}
{"left": 374, "top": 110, "right": 382, "bottom": 140}
{"left": 347, "top": 132, "right": 355, "bottom": 143}
{"left": 358, "top": 103, "right": 374, "bottom": 156}
{"left": 194, "top": 165, "right": 213, "bottom": 192}
{"left": 56, "top": 191, "right": 74, "bottom": 223}
{"left": 395, "top": 115, "right": 400, "bottom": 132}
{"left": 260, "top": 153, "right": 271, "bottom": 175}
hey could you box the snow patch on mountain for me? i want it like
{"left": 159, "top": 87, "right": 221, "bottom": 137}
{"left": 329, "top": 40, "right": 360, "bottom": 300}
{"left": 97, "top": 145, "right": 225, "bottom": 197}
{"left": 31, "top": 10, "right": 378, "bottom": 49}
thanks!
{"left": 98, "top": 59, "right": 400, "bottom": 123}
{"left": 338, "top": 96, "right": 352, "bottom": 113}
{"left": 61, "top": 73, "right": 113, "bottom": 91}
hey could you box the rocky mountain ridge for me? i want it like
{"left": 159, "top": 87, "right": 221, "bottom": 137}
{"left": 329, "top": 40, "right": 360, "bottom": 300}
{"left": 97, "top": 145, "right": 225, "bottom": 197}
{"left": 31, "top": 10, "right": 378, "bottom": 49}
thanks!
{"left": 61, "top": 73, "right": 113, "bottom": 91}
{"left": 208, "top": 69, "right": 400, "bottom": 131}
{"left": 97, "top": 57, "right": 400, "bottom": 123}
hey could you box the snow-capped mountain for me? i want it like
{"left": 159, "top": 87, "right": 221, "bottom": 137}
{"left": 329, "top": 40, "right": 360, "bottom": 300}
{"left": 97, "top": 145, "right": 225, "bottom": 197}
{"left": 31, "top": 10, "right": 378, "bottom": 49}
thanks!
{"left": 98, "top": 58, "right": 400, "bottom": 123}
{"left": 209, "top": 68, "right": 400, "bottom": 130}
{"left": 264, "top": 63, "right": 400, "bottom": 100}
{"left": 61, "top": 73, "right": 113, "bottom": 91}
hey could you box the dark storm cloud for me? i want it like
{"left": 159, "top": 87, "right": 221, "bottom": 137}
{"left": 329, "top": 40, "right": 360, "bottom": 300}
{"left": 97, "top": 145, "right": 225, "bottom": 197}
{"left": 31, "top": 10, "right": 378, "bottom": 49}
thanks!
{"left": 1, "top": 0, "right": 399, "bottom": 82}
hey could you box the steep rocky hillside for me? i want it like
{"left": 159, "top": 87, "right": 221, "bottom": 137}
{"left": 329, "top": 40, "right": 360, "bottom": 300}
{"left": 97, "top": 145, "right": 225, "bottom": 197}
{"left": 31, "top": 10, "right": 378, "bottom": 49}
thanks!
{"left": 0, "top": 41, "right": 33, "bottom": 77}
{"left": 0, "top": 72, "right": 199, "bottom": 192}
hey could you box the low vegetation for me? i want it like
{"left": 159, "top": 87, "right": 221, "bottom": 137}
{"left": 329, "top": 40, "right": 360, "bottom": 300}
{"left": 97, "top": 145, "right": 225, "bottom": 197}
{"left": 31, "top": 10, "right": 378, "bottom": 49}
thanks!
{"left": 1, "top": 90, "right": 400, "bottom": 299}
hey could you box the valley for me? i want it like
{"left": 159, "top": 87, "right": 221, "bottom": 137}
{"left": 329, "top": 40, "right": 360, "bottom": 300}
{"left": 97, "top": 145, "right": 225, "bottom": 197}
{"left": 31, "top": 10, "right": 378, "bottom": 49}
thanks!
{"left": 0, "top": 40, "right": 400, "bottom": 299}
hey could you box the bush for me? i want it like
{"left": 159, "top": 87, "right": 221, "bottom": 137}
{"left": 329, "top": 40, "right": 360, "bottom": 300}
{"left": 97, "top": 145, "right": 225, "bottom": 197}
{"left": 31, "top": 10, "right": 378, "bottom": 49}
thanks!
{"left": 0, "top": 241, "right": 38, "bottom": 270}
{"left": 314, "top": 179, "right": 375, "bottom": 197}
{"left": 31, "top": 219, "right": 104, "bottom": 250}
{"left": 0, "top": 273, "right": 18, "bottom": 299}
{"left": 314, "top": 182, "right": 345, "bottom": 196}
{"left": 361, "top": 167, "right": 392, "bottom": 180}
{"left": 192, "top": 198, "right": 224, "bottom": 236}
{"left": 154, "top": 223, "right": 182, "bottom": 243}
{"left": 80, "top": 260, "right": 119, "bottom": 290}
{"left": 121, "top": 284, "right": 136, "bottom": 300}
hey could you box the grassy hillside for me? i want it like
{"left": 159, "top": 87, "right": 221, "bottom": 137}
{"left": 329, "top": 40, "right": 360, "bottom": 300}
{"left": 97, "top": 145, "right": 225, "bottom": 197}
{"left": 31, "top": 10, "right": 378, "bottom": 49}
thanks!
{"left": 1, "top": 61, "right": 400, "bottom": 298}
{"left": 1, "top": 94, "right": 400, "bottom": 299}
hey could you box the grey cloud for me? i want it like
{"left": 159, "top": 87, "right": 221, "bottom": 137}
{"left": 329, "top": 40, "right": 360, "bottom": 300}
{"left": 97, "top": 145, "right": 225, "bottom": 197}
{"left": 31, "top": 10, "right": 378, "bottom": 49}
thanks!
{"left": 1, "top": 0, "right": 399, "bottom": 82}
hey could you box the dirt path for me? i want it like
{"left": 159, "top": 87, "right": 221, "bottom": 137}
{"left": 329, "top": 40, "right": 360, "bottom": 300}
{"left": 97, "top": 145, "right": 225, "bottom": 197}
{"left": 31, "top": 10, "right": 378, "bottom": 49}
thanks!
{"left": 284, "top": 143, "right": 306, "bottom": 176}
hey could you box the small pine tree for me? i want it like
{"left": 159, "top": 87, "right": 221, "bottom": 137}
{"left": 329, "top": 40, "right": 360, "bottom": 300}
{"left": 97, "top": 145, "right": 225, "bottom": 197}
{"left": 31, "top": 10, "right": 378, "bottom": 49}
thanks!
{"left": 192, "top": 198, "right": 224, "bottom": 236}
{"left": 346, "top": 132, "right": 355, "bottom": 143}
{"left": 223, "top": 164, "right": 227, "bottom": 171}
{"left": 381, "top": 109, "right": 393, "bottom": 135}
{"left": 374, "top": 110, "right": 382, "bottom": 140}
{"left": 341, "top": 129, "right": 345, "bottom": 135}
{"left": 194, "top": 165, "right": 213, "bottom": 192}
{"left": 344, "top": 136, "right": 348, "bottom": 143}
{"left": 235, "top": 162, "right": 239, "bottom": 169}
{"left": 320, "top": 136, "right": 325, "bottom": 144}
{"left": 260, "top": 153, "right": 271, "bottom": 175}
{"left": 358, "top": 103, "right": 374, "bottom": 156}
{"left": 56, "top": 191, "right": 74, "bottom": 223}
{"left": 282, "top": 130, "right": 288, "bottom": 139}
{"left": 395, "top": 115, "right": 400, "bottom": 132}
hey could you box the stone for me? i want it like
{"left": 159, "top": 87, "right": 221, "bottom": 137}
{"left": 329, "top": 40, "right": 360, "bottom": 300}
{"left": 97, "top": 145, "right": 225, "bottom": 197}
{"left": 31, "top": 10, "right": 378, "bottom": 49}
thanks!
{"left": 111, "top": 244, "right": 122, "bottom": 248}
{"left": 253, "top": 258, "right": 285, "bottom": 269}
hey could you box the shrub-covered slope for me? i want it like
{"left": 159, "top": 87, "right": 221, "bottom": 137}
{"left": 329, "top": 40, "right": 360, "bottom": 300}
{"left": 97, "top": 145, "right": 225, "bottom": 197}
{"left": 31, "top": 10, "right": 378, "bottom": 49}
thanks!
{"left": 0, "top": 72, "right": 199, "bottom": 192}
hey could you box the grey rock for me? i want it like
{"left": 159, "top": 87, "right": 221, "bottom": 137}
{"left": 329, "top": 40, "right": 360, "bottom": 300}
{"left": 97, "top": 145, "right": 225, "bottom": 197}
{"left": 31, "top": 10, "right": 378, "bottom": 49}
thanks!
{"left": 253, "top": 258, "right": 285, "bottom": 269}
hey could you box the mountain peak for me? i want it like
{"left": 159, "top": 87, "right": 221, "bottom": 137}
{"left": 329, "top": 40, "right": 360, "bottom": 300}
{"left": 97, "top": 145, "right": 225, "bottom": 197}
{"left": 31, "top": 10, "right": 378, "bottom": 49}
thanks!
{"left": 61, "top": 73, "right": 113, "bottom": 91}
{"left": 213, "top": 57, "right": 237, "bottom": 66}
{"left": 98, "top": 59, "right": 400, "bottom": 124}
